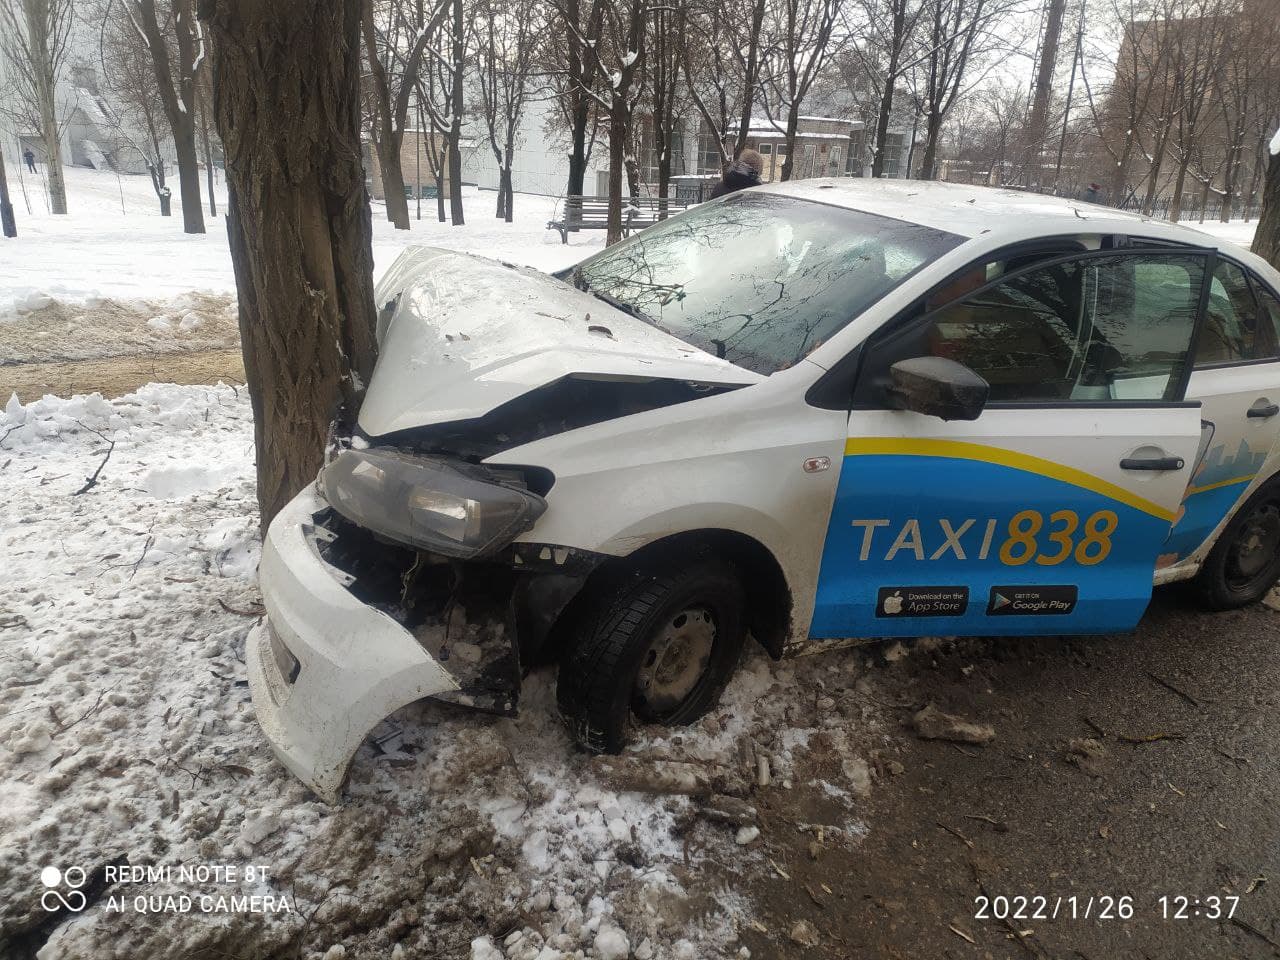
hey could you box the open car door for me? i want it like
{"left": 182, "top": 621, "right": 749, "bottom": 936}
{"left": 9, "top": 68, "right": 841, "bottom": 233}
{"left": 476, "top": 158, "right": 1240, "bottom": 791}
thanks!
{"left": 811, "top": 248, "right": 1212, "bottom": 638}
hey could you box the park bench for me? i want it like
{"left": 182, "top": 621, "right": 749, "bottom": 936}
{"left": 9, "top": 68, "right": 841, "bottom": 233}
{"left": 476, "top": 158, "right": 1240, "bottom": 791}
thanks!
{"left": 547, "top": 195, "right": 693, "bottom": 243}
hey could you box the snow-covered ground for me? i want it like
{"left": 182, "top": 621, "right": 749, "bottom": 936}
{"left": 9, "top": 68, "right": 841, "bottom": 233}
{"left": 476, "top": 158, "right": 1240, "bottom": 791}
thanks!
{"left": 0, "top": 385, "right": 878, "bottom": 960}
{"left": 1, "top": 165, "right": 598, "bottom": 318}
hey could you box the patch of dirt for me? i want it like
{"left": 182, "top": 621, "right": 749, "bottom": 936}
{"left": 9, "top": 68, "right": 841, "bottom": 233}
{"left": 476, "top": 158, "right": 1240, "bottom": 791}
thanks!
{"left": 0, "top": 292, "right": 238, "bottom": 365}
{"left": 0, "top": 348, "right": 245, "bottom": 402}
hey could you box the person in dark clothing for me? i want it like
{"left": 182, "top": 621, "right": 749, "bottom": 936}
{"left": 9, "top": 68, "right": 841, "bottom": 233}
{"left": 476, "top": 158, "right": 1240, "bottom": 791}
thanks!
{"left": 23, "top": 148, "right": 36, "bottom": 174}
{"left": 709, "top": 149, "right": 763, "bottom": 199}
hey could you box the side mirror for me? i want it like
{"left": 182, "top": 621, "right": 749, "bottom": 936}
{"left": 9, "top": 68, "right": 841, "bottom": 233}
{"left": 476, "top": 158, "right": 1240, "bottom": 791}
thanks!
{"left": 887, "top": 356, "right": 989, "bottom": 421}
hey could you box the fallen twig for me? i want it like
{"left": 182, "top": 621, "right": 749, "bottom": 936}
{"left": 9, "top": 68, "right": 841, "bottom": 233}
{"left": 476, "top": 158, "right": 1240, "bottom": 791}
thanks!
{"left": 1117, "top": 732, "right": 1185, "bottom": 745}
{"left": 1080, "top": 715, "right": 1107, "bottom": 739}
{"left": 218, "top": 598, "right": 266, "bottom": 617}
{"left": 1214, "top": 746, "right": 1250, "bottom": 765}
{"left": 1230, "top": 916, "right": 1280, "bottom": 954}
{"left": 1147, "top": 671, "right": 1201, "bottom": 708}
{"left": 938, "top": 821, "right": 975, "bottom": 848}
{"left": 130, "top": 534, "right": 155, "bottom": 580}
{"left": 72, "top": 421, "right": 115, "bottom": 495}
{"left": 50, "top": 691, "right": 106, "bottom": 739}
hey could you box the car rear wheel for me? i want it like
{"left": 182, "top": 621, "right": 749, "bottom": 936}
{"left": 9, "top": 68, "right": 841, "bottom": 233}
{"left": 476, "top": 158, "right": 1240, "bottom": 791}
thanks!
{"left": 1192, "top": 478, "right": 1280, "bottom": 610}
{"left": 557, "top": 554, "right": 747, "bottom": 754}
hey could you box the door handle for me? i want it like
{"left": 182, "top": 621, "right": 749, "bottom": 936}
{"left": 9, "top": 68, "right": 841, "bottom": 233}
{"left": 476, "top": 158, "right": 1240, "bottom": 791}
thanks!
{"left": 1247, "top": 400, "right": 1279, "bottom": 419}
{"left": 1120, "top": 456, "right": 1185, "bottom": 471}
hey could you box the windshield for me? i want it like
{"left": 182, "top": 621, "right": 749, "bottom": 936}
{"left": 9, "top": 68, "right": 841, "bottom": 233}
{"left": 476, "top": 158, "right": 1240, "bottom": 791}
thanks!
{"left": 566, "top": 192, "right": 964, "bottom": 374}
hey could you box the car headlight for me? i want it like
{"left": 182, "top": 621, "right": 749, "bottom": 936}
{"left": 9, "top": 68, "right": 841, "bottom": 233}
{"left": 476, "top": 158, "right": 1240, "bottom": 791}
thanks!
{"left": 320, "top": 448, "right": 546, "bottom": 559}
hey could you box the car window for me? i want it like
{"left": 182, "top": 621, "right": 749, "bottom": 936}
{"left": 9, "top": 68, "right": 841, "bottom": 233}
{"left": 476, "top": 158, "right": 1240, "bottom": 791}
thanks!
{"left": 566, "top": 193, "right": 963, "bottom": 375}
{"left": 857, "top": 252, "right": 1206, "bottom": 405}
{"left": 1256, "top": 282, "right": 1280, "bottom": 352}
{"left": 1194, "top": 261, "right": 1277, "bottom": 365}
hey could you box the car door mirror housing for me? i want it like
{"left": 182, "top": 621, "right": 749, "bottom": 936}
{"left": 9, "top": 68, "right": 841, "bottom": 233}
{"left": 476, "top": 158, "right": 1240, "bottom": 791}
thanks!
{"left": 887, "top": 357, "right": 989, "bottom": 421}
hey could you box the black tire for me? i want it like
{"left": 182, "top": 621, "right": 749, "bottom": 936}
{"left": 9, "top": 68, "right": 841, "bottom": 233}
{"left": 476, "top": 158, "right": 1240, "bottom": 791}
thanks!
{"left": 557, "top": 553, "right": 747, "bottom": 754}
{"left": 1192, "top": 478, "right": 1280, "bottom": 611}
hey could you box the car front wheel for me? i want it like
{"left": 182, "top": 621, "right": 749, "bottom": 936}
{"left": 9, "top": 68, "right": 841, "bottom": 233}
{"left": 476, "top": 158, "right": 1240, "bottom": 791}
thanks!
{"left": 557, "top": 554, "right": 747, "bottom": 754}
{"left": 1193, "top": 478, "right": 1280, "bottom": 610}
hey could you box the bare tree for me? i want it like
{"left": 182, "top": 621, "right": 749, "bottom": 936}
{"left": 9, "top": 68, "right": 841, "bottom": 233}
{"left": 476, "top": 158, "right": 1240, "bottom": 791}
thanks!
{"left": 471, "top": 0, "right": 539, "bottom": 220}
{"left": 648, "top": 1, "right": 684, "bottom": 204}
{"left": 198, "top": 0, "right": 379, "bottom": 529}
{"left": 675, "top": 0, "right": 737, "bottom": 168}
{"left": 912, "top": 0, "right": 1021, "bottom": 180}
{"left": 416, "top": 0, "right": 466, "bottom": 225}
{"left": 1161, "top": 0, "right": 1226, "bottom": 221}
{"left": 568, "top": 0, "right": 646, "bottom": 242}
{"left": 95, "top": 0, "right": 177, "bottom": 214}
{"left": 846, "top": 0, "right": 925, "bottom": 177}
{"left": 363, "top": 0, "right": 444, "bottom": 230}
{"left": 0, "top": 0, "right": 74, "bottom": 214}
{"left": 757, "top": 0, "right": 842, "bottom": 180}
{"left": 123, "top": 0, "right": 207, "bottom": 232}
{"left": 547, "top": 0, "right": 605, "bottom": 198}
{"left": 1080, "top": 0, "right": 1171, "bottom": 204}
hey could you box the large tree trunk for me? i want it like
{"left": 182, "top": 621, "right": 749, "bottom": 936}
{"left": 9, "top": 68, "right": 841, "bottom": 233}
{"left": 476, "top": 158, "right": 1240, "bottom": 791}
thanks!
{"left": 1254, "top": 150, "right": 1280, "bottom": 272}
{"left": 198, "top": 0, "right": 379, "bottom": 531}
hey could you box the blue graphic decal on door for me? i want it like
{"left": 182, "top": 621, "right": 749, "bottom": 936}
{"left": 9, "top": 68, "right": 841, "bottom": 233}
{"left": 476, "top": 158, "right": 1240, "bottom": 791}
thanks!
{"left": 811, "top": 443, "right": 1177, "bottom": 639}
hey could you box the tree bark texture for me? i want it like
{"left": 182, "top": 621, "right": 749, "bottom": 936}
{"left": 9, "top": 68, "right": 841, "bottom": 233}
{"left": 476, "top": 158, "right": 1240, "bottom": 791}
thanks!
{"left": 1254, "top": 150, "right": 1280, "bottom": 272}
{"left": 198, "top": 0, "right": 379, "bottom": 531}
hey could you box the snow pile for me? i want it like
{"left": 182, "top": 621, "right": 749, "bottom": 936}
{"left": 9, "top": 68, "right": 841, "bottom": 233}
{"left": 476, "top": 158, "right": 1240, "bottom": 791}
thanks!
{"left": 0, "top": 384, "right": 877, "bottom": 959}
{"left": 0, "top": 292, "right": 240, "bottom": 363}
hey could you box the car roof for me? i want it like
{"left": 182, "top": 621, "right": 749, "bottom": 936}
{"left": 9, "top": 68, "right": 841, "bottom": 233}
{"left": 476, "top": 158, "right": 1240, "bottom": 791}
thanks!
{"left": 753, "top": 177, "right": 1236, "bottom": 250}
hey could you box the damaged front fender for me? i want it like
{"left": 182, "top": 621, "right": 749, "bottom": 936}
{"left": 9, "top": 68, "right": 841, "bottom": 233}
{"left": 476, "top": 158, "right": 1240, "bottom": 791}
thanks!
{"left": 251, "top": 486, "right": 607, "bottom": 802}
{"left": 250, "top": 488, "right": 463, "bottom": 804}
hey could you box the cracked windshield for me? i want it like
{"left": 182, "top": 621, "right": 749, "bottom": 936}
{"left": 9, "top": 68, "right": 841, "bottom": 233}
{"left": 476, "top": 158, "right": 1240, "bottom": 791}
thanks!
{"left": 567, "top": 192, "right": 964, "bottom": 374}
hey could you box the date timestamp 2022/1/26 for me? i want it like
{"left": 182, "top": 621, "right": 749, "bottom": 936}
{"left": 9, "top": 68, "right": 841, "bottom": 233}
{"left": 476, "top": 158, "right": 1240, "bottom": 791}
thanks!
{"left": 975, "top": 894, "right": 1242, "bottom": 921}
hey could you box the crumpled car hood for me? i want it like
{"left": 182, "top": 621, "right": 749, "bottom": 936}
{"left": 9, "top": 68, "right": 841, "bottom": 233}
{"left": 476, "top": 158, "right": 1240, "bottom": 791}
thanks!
{"left": 358, "top": 247, "right": 762, "bottom": 437}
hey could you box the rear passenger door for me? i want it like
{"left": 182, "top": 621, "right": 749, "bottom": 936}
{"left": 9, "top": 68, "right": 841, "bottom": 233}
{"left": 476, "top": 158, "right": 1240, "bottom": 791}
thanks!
{"left": 1163, "top": 261, "right": 1280, "bottom": 566}
{"left": 810, "top": 249, "right": 1211, "bottom": 639}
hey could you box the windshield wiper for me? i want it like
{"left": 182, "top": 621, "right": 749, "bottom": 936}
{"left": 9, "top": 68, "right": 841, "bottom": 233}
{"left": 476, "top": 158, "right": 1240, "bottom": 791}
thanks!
{"left": 569, "top": 270, "right": 658, "bottom": 327}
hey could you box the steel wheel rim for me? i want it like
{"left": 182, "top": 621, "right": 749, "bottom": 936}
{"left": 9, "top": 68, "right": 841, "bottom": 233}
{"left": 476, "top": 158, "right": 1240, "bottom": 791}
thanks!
{"left": 635, "top": 606, "right": 716, "bottom": 715}
{"left": 1226, "top": 501, "right": 1280, "bottom": 591}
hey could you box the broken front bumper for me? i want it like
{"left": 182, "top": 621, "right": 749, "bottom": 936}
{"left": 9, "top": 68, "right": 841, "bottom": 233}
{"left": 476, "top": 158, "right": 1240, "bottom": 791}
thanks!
{"left": 247, "top": 486, "right": 461, "bottom": 803}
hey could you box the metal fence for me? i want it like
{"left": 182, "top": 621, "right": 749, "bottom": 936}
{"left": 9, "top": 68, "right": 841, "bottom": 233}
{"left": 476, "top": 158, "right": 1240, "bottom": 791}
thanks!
{"left": 1111, "top": 192, "right": 1261, "bottom": 223}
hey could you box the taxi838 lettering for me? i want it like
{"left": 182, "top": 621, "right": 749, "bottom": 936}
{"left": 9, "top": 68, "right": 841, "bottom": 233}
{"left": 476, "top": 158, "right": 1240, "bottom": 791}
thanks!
{"left": 850, "top": 510, "right": 1119, "bottom": 566}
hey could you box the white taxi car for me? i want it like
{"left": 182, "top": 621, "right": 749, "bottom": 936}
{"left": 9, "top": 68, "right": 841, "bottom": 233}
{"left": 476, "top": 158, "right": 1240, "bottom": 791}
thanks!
{"left": 250, "top": 179, "right": 1280, "bottom": 801}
